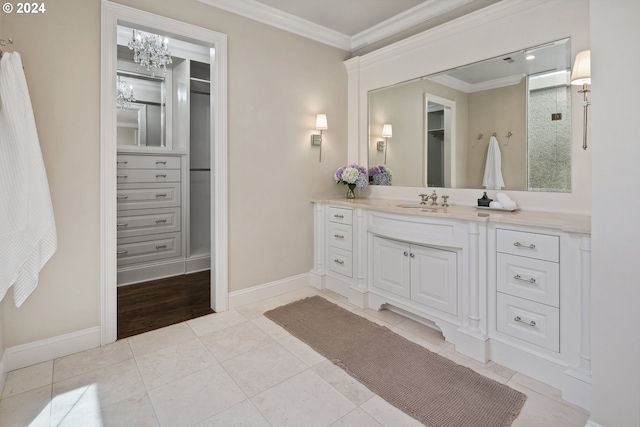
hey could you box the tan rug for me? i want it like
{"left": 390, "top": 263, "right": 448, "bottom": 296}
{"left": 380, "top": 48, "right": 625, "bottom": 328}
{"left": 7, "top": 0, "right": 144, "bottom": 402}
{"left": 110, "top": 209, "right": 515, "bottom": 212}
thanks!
{"left": 264, "top": 296, "right": 526, "bottom": 427}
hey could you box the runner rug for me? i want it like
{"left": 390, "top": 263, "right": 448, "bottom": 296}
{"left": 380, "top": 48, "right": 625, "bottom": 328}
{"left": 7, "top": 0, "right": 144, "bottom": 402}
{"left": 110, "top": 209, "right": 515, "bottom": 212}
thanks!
{"left": 264, "top": 296, "right": 526, "bottom": 427}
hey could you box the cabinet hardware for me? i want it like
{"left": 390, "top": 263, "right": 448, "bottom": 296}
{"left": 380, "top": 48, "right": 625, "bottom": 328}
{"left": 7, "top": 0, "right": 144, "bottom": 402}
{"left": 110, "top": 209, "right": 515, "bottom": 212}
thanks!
{"left": 156, "top": 174, "right": 167, "bottom": 178}
{"left": 116, "top": 195, "right": 128, "bottom": 199}
{"left": 155, "top": 161, "right": 167, "bottom": 165}
{"left": 333, "top": 214, "right": 344, "bottom": 219}
{"left": 156, "top": 245, "right": 167, "bottom": 250}
{"left": 334, "top": 259, "right": 345, "bottom": 265}
{"left": 514, "top": 316, "right": 536, "bottom": 327}
{"left": 334, "top": 234, "right": 344, "bottom": 239}
{"left": 410, "top": 253, "right": 415, "bottom": 258}
{"left": 116, "top": 223, "right": 128, "bottom": 227}
{"left": 513, "top": 242, "right": 536, "bottom": 249}
{"left": 514, "top": 274, "right": 536, "bottom": 284}
{"left": 155, "top": 193, "right": 167, "bottom": 198}
{"left": 116, "top": 161, "right": 128, "bottom": 164}
{"left": 404, "top": 251, "right": 409, "bottom": 256}
{"left": 155, "top": 219, "right": 167, "bottom": 224}
{"left": 116, "top": 174, "right": 128, "bottom": 178}
{"left": 117, "top": 250, "right": 128, "bottom": 255}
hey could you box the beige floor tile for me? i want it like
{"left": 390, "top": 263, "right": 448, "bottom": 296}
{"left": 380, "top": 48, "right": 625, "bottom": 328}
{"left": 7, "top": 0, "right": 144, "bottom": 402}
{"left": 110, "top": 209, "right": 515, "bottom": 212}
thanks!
{"left": 348, "top": 308, "right": 394, "bottom": 328}
{"left": 252, "top": 369, "right": 356, "bottom": 427}
{"left": 438, "top": 346, "right": 512, "bottom": 384}
{"left": 320, "top": 289, "right": 350, "bottom": 304}
{"left": 353, "top": 307, "right": 407, "bottom": 326}
{"left": 509, "top": 372, "right": 590, "bottom": 415}
{"left": 148, "top": 364, "right": 246, "bottom": 427}
{"left": 53, "top": 339, "right": 133, "bottom": 383}
{"left": 313, "top": 360, "right": 375, "bottom": 406}
{"left": 390, "top": 319, "right": 449, "bottom": 352}
{"left": 187, "top": 310, "right": 248, "bottom": 336}
{"left": 277, "top": 335, "right": 326, "bottom": 367}
{"left": 317, "top": 293, "right": 359, "bottom": 312}
{"left": 2, "top": 361, "right": 53, "bottom": 399}
{"left": 221, "top": 341, "right": 308, "bottom": 397}
{"left": 332, "top": 407, "right": 383, "bottom": 426}
{"left": 135, "top": 338, "right": 218, "bottom": 389}
{"left": 509, "top": 381, "right": 590, "bottom": 427}
{"left": 251, "top": 316, "right": 291, "bottom": 340}
{"left": 127, "top": 322, "right": 197, "bottom": 357}
{"left": 0, "top": 384, "right": 51, "bottom": 427}
{"left": 360, "top": 396, "right": 424, "bottom": 427}
{"left": 56, "top": 392, "right": 160, "bottom": 427}
{"left": 236, "top": 287, "right": 319, "bottom": 320}
{"left": 199, "top": 321, "right": 274, "bottom": 362}
{"left": 194, "top": 399, "right": 270, "bottom": 427}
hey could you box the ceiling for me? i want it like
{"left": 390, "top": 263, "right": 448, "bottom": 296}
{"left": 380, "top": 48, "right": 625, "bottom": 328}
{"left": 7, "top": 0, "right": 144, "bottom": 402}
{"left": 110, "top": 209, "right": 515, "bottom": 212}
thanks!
{"left": 197, "top": 0, "right": 497, "bottom": 52}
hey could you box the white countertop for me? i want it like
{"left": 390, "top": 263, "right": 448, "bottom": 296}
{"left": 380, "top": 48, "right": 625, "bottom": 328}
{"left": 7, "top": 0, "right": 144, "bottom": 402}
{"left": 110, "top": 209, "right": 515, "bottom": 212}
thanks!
{"left": 313, "top": 198, "right": 591, "bottom": 234}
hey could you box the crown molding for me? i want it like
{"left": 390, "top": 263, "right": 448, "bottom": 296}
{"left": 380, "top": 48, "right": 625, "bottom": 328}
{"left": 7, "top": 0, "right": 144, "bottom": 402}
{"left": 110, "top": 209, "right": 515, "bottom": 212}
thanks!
{"left": 197, "top": 0, "right": 474, "bottom": 52}
{"left": 430, "top": 73, "right": 525, "bottom": 93}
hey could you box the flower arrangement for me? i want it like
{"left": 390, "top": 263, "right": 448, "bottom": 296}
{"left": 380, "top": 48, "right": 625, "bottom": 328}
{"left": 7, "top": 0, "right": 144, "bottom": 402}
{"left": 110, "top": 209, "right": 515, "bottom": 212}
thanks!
{"left": 369, "top": 165, "right": 392, "bottom": 186}
{"left": 335, "top": 164, "right": 367, "bottom": 199}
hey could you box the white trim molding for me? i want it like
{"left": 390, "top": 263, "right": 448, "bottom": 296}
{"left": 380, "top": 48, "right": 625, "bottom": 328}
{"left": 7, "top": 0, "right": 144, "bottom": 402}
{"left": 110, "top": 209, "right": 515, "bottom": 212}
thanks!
{"left": 196, "top": 0, "right": 472, "bottom": 52}
{"left": 228, "top": 274, "right": 311, "bottom": 309}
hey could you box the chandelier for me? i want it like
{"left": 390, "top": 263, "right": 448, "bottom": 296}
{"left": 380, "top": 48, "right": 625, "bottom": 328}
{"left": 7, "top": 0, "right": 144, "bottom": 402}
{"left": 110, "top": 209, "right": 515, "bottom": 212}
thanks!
{"left": 116, "top": 77, "right": 136, "bottom": 110}
{"left": 127, "top": 29, "right": 172, "bottom": 76}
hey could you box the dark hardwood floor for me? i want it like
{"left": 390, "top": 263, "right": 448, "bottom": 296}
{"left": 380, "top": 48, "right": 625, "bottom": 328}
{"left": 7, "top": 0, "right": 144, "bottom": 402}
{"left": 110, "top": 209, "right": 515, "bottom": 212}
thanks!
{"left": 117, "top": 270, "right": 214, "bottom": 340}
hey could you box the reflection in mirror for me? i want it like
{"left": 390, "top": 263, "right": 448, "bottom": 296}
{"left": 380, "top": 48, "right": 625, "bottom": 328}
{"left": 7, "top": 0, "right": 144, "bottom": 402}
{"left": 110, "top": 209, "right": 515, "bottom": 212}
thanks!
{"left": 368, "top": 38, "right": 571, "bottom": 192}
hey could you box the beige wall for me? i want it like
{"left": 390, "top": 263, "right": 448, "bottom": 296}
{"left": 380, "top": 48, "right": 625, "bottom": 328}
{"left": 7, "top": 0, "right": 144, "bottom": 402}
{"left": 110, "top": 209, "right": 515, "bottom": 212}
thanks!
{"left": 3, "top": 0, "right": 348, "bottom": 347}
{"left": 0, "top": 10, "right": 5, "bottom": 359}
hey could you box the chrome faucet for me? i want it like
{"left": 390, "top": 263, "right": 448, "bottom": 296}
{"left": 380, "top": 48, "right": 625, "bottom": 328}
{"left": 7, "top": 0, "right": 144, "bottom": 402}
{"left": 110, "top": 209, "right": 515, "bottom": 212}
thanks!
{"left": 442, "top": 195, "right": 449, "bottom": 208}
{"left": 430, "top": 190, "right": 438, "bottom": 206}
{"left": 418, "top": 194, "right": 429, "bottom": 205}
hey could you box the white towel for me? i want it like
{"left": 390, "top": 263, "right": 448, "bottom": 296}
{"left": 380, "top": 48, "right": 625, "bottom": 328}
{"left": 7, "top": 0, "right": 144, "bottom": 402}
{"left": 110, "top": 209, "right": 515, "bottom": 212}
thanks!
{"left": 496, "top": 192, "right": 518, "bottom": 210}
{"left": 482, "top": 136, "right": 505, "bottom": 190}
{"left": 0, "top": 52, "right": 57, "bottom": 306}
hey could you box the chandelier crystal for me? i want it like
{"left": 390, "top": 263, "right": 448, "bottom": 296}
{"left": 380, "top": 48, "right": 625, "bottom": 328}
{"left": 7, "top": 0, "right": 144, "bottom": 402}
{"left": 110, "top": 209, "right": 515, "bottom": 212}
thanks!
{"left": 116, "top": 77, "right": 136, "bottom": 110}
{"left": 127, "top": 29, "right": 172, "bottom": 76}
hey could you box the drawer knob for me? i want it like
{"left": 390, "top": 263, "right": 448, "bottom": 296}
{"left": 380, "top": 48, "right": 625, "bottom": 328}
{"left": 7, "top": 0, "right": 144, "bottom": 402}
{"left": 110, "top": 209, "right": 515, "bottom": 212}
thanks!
{"left": 334, "top": 234, "right": 344, "bottom": 239}
{"left": 334, "top": 259, "right": 345, "bottom": 265}
{"left": 156, "top": 174, "right": 167, "bottom": 178}
{"left": 513, "top": 242, "right": 536, "bottom": 249}
{"left": 116, "top": 222, "right": 128, "bottom": 227}
{"left": 117, "top": 174, "right": 128, "bottom": 179}
{"left": 514, "top": 274, "right": 536, "bottom": 284}
{"left": 404, "top": 251, "right": 409, "bottom": 257}
{"left": 155, "top": 193, "right": 167, "bottom": 198}
{"left": 333, "top": 214, "right": 344, "bottom": 219}
{"left": 514, "top": 316, "right": 536, "bottom": 327}
{"left": 156, "top": 219, "right": 167, "bottom": 224}
{"left": 156, "top": 161, "right": 167, "bottom": 165}
{"left": 156, "top": 245, "right": 168, "bottom": 250}
{"left": 117, "top": 250, "right": 128, "bottom": 255}
{"left": 116, "top": 161, "right": 128, "bottom": 165}
{"left": 117, "top": 195, "right": 128, "bottom": 200}
{"left": 410, "top": 253, "right": 415, "bottom": 258}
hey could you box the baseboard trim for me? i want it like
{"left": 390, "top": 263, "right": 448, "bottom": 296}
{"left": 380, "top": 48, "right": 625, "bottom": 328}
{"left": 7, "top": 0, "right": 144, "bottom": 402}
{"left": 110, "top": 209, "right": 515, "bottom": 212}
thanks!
{"left": 3, "top": 326, "right": 101, "bottom": 373}
{"left": 186, "top": 255, "right": 211, "bottom": 274}
{"left": 229, "top": 273, "right": 311, "bottom": 309}
{"left": 0, "top": 349, "right": 8, "bottom": 396}
{"left": 585, "top": 421, "right": 605, "bottom": 427}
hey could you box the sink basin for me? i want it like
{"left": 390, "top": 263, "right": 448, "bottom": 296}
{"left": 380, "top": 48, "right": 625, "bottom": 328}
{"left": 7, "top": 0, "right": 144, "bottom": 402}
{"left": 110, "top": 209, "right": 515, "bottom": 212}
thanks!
{"left": 396, "top": 204, "right": 437, "bottom": 211}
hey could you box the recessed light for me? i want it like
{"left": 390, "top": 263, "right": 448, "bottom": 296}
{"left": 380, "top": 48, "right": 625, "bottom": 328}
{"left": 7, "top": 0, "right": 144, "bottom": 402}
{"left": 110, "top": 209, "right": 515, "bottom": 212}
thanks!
{"left": 525, "top": 54, "right": 535, "bottom": 60}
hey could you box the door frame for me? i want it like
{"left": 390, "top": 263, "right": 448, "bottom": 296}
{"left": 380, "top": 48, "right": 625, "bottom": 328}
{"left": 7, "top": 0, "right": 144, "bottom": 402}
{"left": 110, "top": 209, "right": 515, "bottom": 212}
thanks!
{"left": 100, "top": 1, "right": 228, "bottom": 345}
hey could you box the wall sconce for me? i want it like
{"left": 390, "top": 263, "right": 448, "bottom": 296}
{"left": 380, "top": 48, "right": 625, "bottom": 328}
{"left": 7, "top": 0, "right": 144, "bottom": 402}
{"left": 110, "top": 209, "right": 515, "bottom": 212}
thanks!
{"left": 377, "top": 124, "right": 392, "bottom": 164}
{"left": 311, "top": 114, "right": 327, "bottom": 162}
{"left": 571, "top": 50, "right": 591, "bottom": 150}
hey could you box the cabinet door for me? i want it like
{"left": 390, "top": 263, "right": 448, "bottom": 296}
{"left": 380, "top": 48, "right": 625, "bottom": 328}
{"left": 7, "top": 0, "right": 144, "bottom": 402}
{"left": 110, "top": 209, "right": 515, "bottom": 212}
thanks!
{"left": 410, "top": 245, "right": 458, "bottom": 315}
{"left": 371, "top": 236, "right": 410, "bottom": 298}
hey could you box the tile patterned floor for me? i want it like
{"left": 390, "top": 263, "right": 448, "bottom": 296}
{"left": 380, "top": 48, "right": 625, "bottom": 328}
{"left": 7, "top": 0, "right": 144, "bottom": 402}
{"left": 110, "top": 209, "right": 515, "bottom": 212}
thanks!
{"left": 0, "top": 287, "right": 590, "bottom": 426}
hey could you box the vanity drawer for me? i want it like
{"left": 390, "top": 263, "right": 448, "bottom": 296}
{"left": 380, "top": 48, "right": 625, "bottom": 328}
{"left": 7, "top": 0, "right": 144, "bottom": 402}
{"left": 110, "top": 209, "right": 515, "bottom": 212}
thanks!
{"left": 117, "top": 207, "right": 181, "bottom": 239}
{"left": 328, "top": 222, "right": 353, "bottom": 251}
{"left": 497, "top": 253, "right": 559, "bottom": 307}
{"left": 328, "top": 247, "right": 353, "bottom": 278}
{"left": 117, "top": 232, "right": 182, "bottom": 266}
{"left": 116, "top": 169, "right": 182, "bottom": 183}
{"left": 497, "top": 293, "right": 559, "bottom": 352}
{"left": 117, "top": 183, "right": 181, "bottom": 211}
{"left": 497, "top": 229, "right": 559, "bottom": 262}
{"left": 116, "top": 154, "right": 181, "bottom": 170}
{"left": 328, "top": 206, "right": 353, "bottom": 225}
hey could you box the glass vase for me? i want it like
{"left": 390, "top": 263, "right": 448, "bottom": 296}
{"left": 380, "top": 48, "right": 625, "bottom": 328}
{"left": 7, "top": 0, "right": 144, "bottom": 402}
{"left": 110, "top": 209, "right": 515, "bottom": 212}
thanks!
{"left": 346, "top": 184, "right": 356, "bottom": 199}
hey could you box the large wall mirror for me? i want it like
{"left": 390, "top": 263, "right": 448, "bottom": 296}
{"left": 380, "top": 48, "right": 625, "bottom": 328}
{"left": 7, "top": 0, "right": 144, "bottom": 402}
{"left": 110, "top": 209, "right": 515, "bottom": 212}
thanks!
{"left": 368, "top": 38, "right": 572, "bottom": 192}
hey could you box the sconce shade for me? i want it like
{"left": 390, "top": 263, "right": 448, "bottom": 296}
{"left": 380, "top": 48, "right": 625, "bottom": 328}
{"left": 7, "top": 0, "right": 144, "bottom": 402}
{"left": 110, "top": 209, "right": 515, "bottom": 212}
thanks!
{"left": 316, "top": 114, "right": 328, "bottom": 130}
{"left": 382, "top": 124, "right": 393, "bottom": 138}
{"left": 571, "top": 50, "right": 591, "bottom": 85}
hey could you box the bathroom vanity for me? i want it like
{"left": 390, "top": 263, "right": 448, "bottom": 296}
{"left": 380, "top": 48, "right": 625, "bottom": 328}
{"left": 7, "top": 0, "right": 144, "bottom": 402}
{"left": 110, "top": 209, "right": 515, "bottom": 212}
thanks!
{"left": 311, "top": 199, "right": 591, "bottom": 409}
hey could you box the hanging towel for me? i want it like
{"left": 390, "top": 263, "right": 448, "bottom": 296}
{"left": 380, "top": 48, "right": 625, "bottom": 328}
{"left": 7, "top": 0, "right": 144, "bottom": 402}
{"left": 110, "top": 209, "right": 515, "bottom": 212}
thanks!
{"left": 0, "top": 52, "right": 57, "bottom": 307}
{"left": 482, "top": 135, "right": 505, "bottom": 190}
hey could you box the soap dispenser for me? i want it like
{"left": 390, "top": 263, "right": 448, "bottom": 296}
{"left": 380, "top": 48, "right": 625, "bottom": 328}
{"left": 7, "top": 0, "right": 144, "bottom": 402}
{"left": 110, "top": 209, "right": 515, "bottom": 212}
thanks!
{"left": 478, "top": 192, "right": 492, "bottom": 207}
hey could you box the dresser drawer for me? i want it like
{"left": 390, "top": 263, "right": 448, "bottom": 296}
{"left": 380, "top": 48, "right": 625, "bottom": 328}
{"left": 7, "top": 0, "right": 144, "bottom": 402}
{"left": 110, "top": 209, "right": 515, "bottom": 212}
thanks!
{"left": 497, "top": 229, "right": 559, "bottom": 262}
{"left": 117, "top": 183, "right": 180, "bottom": 211}
{"left": 117, "top": 232, "right": 182, "bottom": 266}
{"left": 497, "top": 253, "right": 559, "bottom": 307}
{"left": 116, "top": 169, "right": 182, "bottom": 183}
{"left": 328, "top": 246, "right": 353, "bottom": 278}
{"left": 328, "top": 206, "right": 353, "bottom": 225}
{"left": 328, "top": 222, "right": 353, "bottom": 251}
{"left": 116, "top": 154, "right": 181, "bottom": 170}
{"left": 497, "top": 293, "right": 559, "bottom": 352}
{"left": 117, "top": 207, "right": 181, "bottom": 239}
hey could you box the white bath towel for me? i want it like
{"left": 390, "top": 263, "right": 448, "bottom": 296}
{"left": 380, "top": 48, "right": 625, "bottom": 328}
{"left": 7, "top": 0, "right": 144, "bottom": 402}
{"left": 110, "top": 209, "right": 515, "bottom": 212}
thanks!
{"left": 496, "top": 192, "right": 518, "bottom": 210}
{"left": 0, "top": 52, "right": 57, "bottom": 306}
{"left": 482, "top": 136, "right": 505, "bottom": 190}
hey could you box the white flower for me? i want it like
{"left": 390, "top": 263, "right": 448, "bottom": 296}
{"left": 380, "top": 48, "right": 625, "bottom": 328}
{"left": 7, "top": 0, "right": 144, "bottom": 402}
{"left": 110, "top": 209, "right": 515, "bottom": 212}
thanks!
{"left": 341, "top": 167, "right": 360, "bottom": 184}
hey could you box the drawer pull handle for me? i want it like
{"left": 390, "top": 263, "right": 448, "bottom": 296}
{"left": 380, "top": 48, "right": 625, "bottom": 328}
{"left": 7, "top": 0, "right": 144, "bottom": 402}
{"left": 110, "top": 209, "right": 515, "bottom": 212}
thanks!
{"left": 404, "top": 251, "right": 409, "bottom": 257}
{"left": 333, "top": 214, "right": 344, "bottom": 219}
{"left": 117, "top": 250, "right": 128, "bottom": 255}
{"left": 513, "top": 242, "right": 536, "bottom": 249}
{"left": 334, "top": 259, "right": 345, "bottom": 265}
{"left": 116, "top": 223, "right": 128, "bottom": 227}
{"left": 156, "top": 161, "right": 167, "bottom": 165}
{"left": 156, "top": 245, "right": 167, "bottom": 250}
{"left": 117, "top": 174, "right": 128, "bottom": 179}
{"left": 156, "top": 193, "right": 167, "bottom": 198}
{"left": 117, "top": 195, "right": 128, "bottom": 200}
{"left": 514, "top": 316, "right": 536, "bottom": 327}
{"left": 156, "top": 219, "right": 167, "bottom": 224}
{"left": 116, "top": 161, "right": 128, "bottom": 165}
{"left": 156, "top": 174, "right": 167, "bottom": 178}
{"left": 514, "top": 274, "right": 536, "bottom": 284}
{"left": 334, "top": 234, "right": 344, "bottom": 239}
